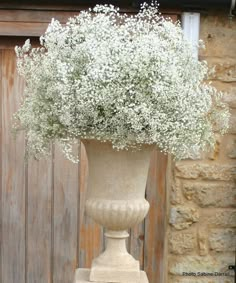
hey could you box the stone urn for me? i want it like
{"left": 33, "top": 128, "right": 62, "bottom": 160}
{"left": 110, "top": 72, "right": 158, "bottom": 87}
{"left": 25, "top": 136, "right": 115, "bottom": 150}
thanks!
{"left": 74, "top": 139, "right": 154, "bottom": 283}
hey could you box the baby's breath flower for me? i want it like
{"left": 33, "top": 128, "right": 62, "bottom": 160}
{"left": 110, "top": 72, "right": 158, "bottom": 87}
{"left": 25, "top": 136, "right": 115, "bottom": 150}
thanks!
{"left": 13, "top": 4, "right": 229, "bottom": 162}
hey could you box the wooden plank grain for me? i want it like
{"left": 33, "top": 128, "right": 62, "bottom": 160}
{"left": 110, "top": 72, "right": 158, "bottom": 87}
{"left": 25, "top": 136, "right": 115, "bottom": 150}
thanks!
{"left": 0, "top": 11, "right": 179, "bottom": 37}
{"left": 27, "top": 156, "right": 52, "bottom": 283}
{"left": 78, "top": 142, "right": 104, "bottom": 268}
{"left": 0, "top": 10, "right": 78, "bottom": 23}
{"left": 130, "top": 223, "right": 145, "bottom": 269}
{"left": 0, "top": 49, "right": 2, "bottom": 283}
{"left": 53, "top": 143, "right": 79, "bottom": 283}
{"left": 0, "top": 22, "right": 48, "bottom": 36}
{"left": 0, "top": 37, "right": 40, "bottom": 50}
{"left": 1, "top": 49, "right": 26, "bottom": 283}
{"left": 144, "top": 150, "right": 168, "bottom": 283}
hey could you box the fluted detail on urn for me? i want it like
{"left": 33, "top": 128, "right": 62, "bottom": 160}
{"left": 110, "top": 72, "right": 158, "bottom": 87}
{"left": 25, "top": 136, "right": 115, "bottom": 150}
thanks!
{"left": 86, "top": 199, "right": 149, "bottom": 230}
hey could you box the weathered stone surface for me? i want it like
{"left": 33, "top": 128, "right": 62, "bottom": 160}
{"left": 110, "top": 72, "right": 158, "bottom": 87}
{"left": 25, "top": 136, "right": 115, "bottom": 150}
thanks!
{"left": 207, "top": 139, "right": 220, "bottom": 160}
{"left": 223, "top": 92, "right": 236, "bottom": 109}
{"left": 209, "top": 81, "right": 236, "bottom": 108}
{"left": 198, "top": 228, "right": 208, "bottom": 256}
{"left": 169, "top": 230, "right": 196, "bottom": 255}
{"left": 169, "top": 13, "right": 236, "bottom": 283}
{"left": 169, "top": 206, "right": 199, "bottom": 230}
{"left": 227, "top": 139, "right": 236, "bottom": 159}
{"left": 182, "top": 182, "right": 236, "bottom": 207}
{"left": 201, "top": 210, "right": 236, "bottom": 228}
{"left": 199, "top": 14, "right": 236, "bottom": 58}
{"left": 205, "top": 58, "right": 236, "bottom": 82}
{"left": 175, "top": 163, "right": 236, "bottom": 181}
{"left": 209, "top": 229, "right": 236, "bottom": 252}
{"left": 228, "top": 115, "right": 236, "bottom": 134}
{"left": 171, "top": 178, "right": 184, "bottom": 205}
{"left": 169, "top": 254, "right": 235, "bottom": 275}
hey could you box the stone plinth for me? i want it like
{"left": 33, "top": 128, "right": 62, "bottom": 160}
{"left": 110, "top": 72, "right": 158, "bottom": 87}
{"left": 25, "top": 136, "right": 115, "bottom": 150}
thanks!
{"left": 74, "top": 269, "right": 149, "bottom": 283}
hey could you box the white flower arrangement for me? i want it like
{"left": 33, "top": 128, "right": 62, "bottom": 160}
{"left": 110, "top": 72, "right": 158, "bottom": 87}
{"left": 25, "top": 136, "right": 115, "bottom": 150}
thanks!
{"left": 14, "top": 3, "right": 229, "bottom": 162}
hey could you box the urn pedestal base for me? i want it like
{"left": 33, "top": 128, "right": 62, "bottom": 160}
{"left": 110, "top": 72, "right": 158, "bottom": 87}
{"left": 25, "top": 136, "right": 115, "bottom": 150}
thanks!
{"left": 74, "top": 269, "right": 149, "bottom": 283}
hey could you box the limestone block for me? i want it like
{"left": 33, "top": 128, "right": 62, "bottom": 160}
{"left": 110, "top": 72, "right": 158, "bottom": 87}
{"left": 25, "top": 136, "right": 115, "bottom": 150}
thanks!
{"left": 169, "top": 230, "right": 196, "bottom": 254}
{"left": 209, "top": 228, "right": 236, "bottom": 251}
{"left": 182, "top": 182, "right": 236, "bottom": 208}
{"left": 201, "top": 210, "right": 236, "bottom": 228}
{"left": 197, "top": 227, "right": 208, "bottom": 256}
{"left": 205, "top": 58, "right": 236, "bottom": 82}
{"left": 199, "top": 14, "right": 236, "bottom": 58}
{"left": 211, "top": 82, "right": 236, "bottom": 109}
{"left": 169, "top": 206, "right": 199, "bottom": 230}
{"left": 207, "top": 139, "right": 220, "bottom": 160}
{"left": 228, "top": 115, "right": 236, "bottom": 134}
{"left": 227, "top": 139, "right": 236, "bottom": 159}
{"left": 223, "top": 92, "right": 236, "bottom": 109}
{"left": 175, "top": 163, "right": 236, "bottom": 181}
{"left": 169, "top": 254, "right": 234, "bottom": 275}
{"left": 171, "top": 178, "right": 184, "bottom": 205}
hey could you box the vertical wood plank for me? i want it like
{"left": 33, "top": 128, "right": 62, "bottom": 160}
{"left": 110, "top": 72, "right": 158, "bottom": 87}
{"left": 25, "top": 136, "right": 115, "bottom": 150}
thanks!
{"left": 130, "top": 223, "right": 145, "bottom": 269}
{"left": 1, "top": 49, "right": 26, "bottom": 283}
{"left": 0, "top": 49, "right": 2, "bottom": 283}
{"left": 53, "top": 143, "right": 79, "bottom": 283}
{"left": 144, "top": 150, "right": 168, "bottom": 283}
{"left": 78, "top": 142, "right": 104, "bottom": 268}
{"left": 27, "top": 156, "right": 52, "bottom": 283}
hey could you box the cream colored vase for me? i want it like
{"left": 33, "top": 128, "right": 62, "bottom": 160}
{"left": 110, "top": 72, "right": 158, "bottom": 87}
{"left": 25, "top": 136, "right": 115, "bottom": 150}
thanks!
{"left": 74, "top": 139, "right": 154, "bottom": 283}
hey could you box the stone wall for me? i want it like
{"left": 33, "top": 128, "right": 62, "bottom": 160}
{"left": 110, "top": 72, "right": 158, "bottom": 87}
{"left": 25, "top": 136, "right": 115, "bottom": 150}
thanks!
{"left": 168, "top": 12, "right": 236, "bottom": 283}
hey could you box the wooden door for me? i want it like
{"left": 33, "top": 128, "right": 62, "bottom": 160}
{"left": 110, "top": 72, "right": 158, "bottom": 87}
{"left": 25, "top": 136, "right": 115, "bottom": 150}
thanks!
{"left": 0, "top": 6, "right": 177, "bottom": 283}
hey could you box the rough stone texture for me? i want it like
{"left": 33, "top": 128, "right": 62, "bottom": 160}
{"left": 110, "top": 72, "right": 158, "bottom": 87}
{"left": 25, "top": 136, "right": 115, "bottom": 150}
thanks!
{"left": 197, "top": 228, "right": 208, "bottom": 256}
{"left": 227, "top": 139, "right": 236, "bottom": 158}
{"left": 228, "top": 114, "right": 236, "bottom": 134}
{"left": 223, "top": 91, "right": 236, "bottom": 109}
{"left": 170, "top": 178, "right": 184, "bottom": 205}
{"left": 200, "top": 14, "right": 236, "bottom": 58}
{"left": 201, "top": 210, "right": 236, "bottom": 228}
{"left": 182, "top": 182, "right": 236, "bottom": 207}
{"left": 207, "top": 139, "right": 220, "bottom": 160}
{"left": 175, "top": 163, "right": 236, "bottom": 181}
{"left": 206, "top": 58, "right": 236, "bottom": 82}
{"left": 210, "top": 82, "right": 236, "bottom": 109}
{"left": 169, "top": 206, "right": 199, "bottom": 230}
{"left": 209, "top": 229, "right": 236, "bottom": 252}
{"left": 168, "top": 11, "right": 236, "bottom": 283}
{"left": 169, "top": 230, "right": 196, "bottom": 255}
{"left": 169, "top": 254, "right": 235, "bottom": 275}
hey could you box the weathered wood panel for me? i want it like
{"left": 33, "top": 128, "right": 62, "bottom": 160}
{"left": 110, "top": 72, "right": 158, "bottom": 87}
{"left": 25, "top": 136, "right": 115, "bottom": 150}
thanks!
{"left": 53, "top": 144, "right": 79, "bottom": 283}
{"left": 0, "top": 10, "right": 79, "bottom": 23}
{"left": 130, "top": 223, "right": 145, "bottom": 269}
{"left": 0, "top": 49, "right": 2, "bottom": 283}
{"left": 0, "top": 37, "right": 40, "bottom": 50}
{"left": 0, "top": 22, "right": 49, "bottom": 37}
{"left": 0, "top": 9, "right": 179, "bottom": 37}
{"left": 1, "top": 49, "right": 26, "bottom": 283}
{"left": 27, "top": 156, "right": 52, "bottom": 283}
{"left": 78, "top": 143, "right": 104, "bottom": 268}
{"left": 144, "top": 150, "right": 168, "bottom": 283}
